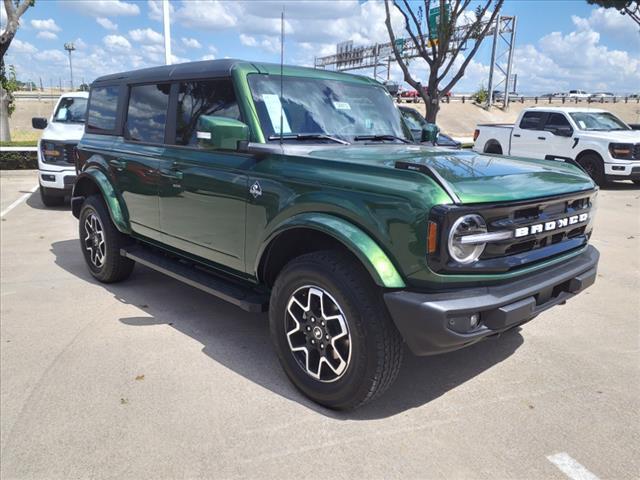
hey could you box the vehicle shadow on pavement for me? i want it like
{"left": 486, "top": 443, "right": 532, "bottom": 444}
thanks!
{"left": 26, "top": 191, "right": 71, "bottom": 212}
{"left": 51, "top": 239, "right": 523, "bottom": 420}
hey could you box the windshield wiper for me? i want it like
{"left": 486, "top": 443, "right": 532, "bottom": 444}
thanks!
{"left": 353, "top": 134, "right": 410, "bottom": 144}
{"left": 268, "top": 133, "right": 349, "bottom": 145}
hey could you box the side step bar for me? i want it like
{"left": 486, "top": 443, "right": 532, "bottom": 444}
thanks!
{"left": 120, "top": 246, "right": 268, "bottom": 313}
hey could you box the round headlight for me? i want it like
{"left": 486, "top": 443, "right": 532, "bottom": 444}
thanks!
{"left": 448, "top": 214, "right": 487, "bottom": 264}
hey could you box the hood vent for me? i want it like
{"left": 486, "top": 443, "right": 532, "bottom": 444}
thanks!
{"left": 395, "top": 161, "right": 461, "bottom": 204}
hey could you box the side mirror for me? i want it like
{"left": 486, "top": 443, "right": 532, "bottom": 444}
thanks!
{"left": 32, "top": 117, "right": 48, "bottom": 129}
{"left": 421, "top": 123, "right": 440, "bottom": 143}
{"left": 549, "top": 125, "right": 573, "bottom": 137}
{"left": 196, "top": 115, "right": 249, "bottom": 150}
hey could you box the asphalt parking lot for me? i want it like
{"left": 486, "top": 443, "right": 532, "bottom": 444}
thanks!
{"left": 1, "top": 170, "right": 638, "bottom": 479}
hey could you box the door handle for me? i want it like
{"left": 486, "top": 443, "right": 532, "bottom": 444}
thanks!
{"left": 109, "top": 159, "right": 127, "bottom": 170}
{"left": 513, "top": 134, "right": 521, "bottom": 137}
{"left": 537, "top": 136, "right": 546, "bottom": 140}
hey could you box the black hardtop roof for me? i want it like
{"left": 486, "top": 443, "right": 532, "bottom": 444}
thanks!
{"left": 91, "top": 58, "right": 377, "bottom": 86}
{"left": 92, "top": 58, "right": 244, "bottom": 85}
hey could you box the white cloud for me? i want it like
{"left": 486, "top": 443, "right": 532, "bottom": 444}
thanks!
{"left": 182, "top": 37, "right": 202, "bottom": 49}
{"left": 148, "top": 0, "right": 174, "bottom": 21}
{"left": 96, "top": 17, "right": 118, "bottom": 31}
{"left": 103, "top": 34, "right": 132, "bottom": 52}
{"left": 74, "top": 38, "right": 88, "bottom": 50}
{"left": 63, "top": 0, "right": 140, "bottom": 16}
{"left": 129, "top": 28, "right": 164, "bottom": 44}
{"left": 571, "top": 7, "right": 640, "bottom": 41}
{"left": 36, "top": 31, "right": 58, "bottom": 40}
{"left": 9, "top": 39, "right": 38, "bottom": 54}
{"left": 173, "top": 0, "right": 237, "bottom": 29}
{"left": 239, "top": 34, "right": 257, "bottom": 47}
{"left": 34, "top": 50, "right": 67, "bottom": 64}
{"left": 30, "top": 18, "right": 61, "bottom": 32}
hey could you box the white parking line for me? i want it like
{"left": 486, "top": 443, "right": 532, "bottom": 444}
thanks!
{"left": 0, "top": 184, "right": 39, "bottom": 218}
{"left": 547, "top": 452, "right": 601, "bottom": 480}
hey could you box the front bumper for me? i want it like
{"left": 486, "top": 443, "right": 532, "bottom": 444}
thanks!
{"left": 39, "top": 168, "right": 76, "bottom": 192}
{"left": 384, "top": 245, "right": 599, "bottom": 356}
{"left": 604, "top": 161, "right": 640, "bottom": 180}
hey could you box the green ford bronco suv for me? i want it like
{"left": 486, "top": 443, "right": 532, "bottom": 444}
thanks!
{"left": 73, "top": 60, "right": 599, "bottom": 410}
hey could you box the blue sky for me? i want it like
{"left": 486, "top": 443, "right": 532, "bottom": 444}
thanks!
{"left": 2, "top": 0, "right": 639, "bottom": 94}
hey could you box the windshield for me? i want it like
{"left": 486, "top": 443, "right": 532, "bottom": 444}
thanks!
{"left": 247, "top": 74, "right": 410, "bottom": 143}
{"left": 569, "top": 112, "right": 629, "bottom": 131}
{"left": 53, "top": 97, "right": 87, "bottom": 124}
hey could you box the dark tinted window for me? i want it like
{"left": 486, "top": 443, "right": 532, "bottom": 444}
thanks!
{"left": 519, "top": 111, "right": 545, "bottom": 130}
{"left": 87, "top": 86, "right": 119, "bottom": 131}
{"left": 545, "top": 113, "right": 571, "bottom": 128}
{"left": 54, "top": 97, "right": 87, "bottom": 124}
{"left": 126, "top": 84, "right": 170, "bottom": 144}
{"left": 174, "top": 79, "right": 240, "bottom": 146}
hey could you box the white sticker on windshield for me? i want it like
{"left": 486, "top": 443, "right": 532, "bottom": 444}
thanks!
{"left": 578, "top": 120, "right": 586, "bottom": 129}
{"left": 262, "top": 94, "right": 291, "bottom": 134}
{"left": 333, "top": 101, "right": 351, "bottom": 110}
{"left": 196, "top": 131, "right": 211, "bottom": 140}
{"left": 56, "top": 107, "right": 68, "bottom": 120}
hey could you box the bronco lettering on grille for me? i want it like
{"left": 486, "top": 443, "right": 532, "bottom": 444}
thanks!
{"left": 514, "top": 213, "right": 589, "bottom": 238}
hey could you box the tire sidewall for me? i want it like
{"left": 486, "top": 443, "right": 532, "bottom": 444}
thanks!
{"left": 270, "top": 259, "right": 379, "bottom": 408}
{"left": 79, "top": 200, "right": 107, "bottom": 277}
{"left": 579, "top": 154, "right": 605, "bottom": 186}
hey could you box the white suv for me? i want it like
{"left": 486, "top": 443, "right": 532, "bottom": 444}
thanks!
{"left": 32, "top": 92, "right": 88, "bottom": 206}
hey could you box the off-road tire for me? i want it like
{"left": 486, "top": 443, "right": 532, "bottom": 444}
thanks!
{"left": 78, "top": 194, "right": 134, "bottom": 283}
{"left": 269, "top": 250, "right": 403, "bottom": 410}
{"left": 578, "top": 153, "right": 606, "bottom": 186}
{"left": 39, "top": 186, "right": 65, "bottom": 207}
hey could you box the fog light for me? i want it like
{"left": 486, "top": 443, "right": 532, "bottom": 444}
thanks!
{"left": 611, "top": 165, "right": 625, "bottom": 171}
{"left": 448, "top": 313, "right": 481, "bottom": 333}
{"left": 41, "top": 174, "right": 55, "bottom": 182}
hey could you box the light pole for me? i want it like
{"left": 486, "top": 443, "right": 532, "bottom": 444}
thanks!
{"left": 64, "top": 42, "right": 75, "bottom": 90}
{"left": 162, "top": 0, "right": 172, "bottom": 65}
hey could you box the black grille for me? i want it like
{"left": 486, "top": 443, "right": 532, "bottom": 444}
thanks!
{"left": 429, "top": 189, "right": 597, "bottom": 274}
{"left": 633, "top": 144, "right": 640, "bottom": 160}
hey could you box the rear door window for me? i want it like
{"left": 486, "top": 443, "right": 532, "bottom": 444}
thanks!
{"left": 173, "top": 79, "right": 240, "bottom": 147}
{"left": 87, "top": 86, "right": 120, "bottom": 131}
{"left": 519, "top": 111, "right": 546, "bottom": 130}
{"left": 126, "top": 84, "right": 171, "bottom": 144}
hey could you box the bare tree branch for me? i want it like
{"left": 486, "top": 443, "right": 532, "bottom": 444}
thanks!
{"left": 384, "top": 0, "right": 505, "bottom": 122}
{"left": 1, "top": 0, "right": 35, "bottom": 60}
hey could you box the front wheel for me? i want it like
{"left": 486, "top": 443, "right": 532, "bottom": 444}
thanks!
{"left": 269, "top": 250, "right": 403, "bottom": 410}
{"left": 78, "top": 195, "right": 134, "bottom": 283}
{"left": 577, "top": 153, "right": 606, "bottom": 186}
{"left": 632, "top": 179, "right": 640, "bottom": 186}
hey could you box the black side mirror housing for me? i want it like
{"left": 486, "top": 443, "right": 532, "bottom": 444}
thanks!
{"left": 32, "top": 117, "right": 48, "bottom": 129}
{"left": 549, "top": 125, "right": 573, "bottom": 137}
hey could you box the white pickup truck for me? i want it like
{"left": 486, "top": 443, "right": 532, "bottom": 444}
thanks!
{"left": 473, "top": 107, "right": 640, "bottom": 185}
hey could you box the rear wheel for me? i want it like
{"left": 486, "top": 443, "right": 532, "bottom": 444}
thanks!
{"left": 39, "top": 186, "right": 65, "bottom": 207}
{"left": 78, "top": 195, "right": 134, "bottom": 283}
{"left": 484, "top": 141, "right": 503, "bottom": 155}
{"left": 269, "top": 250, "right": 403, "bottom": 410}
{"left": 578, "top": 153, "right": 606, "bottom": 186}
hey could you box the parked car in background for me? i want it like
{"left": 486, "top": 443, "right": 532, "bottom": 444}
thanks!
{"left": 31, "top": 91, "right": 88, "bottom": 206}
{"left": 589, "top": 92, "right": 615, "bottom": 99}
{"left": 473, "top": 106, "right": 640, "bottom": 185}
{"left": 383, "top": 80, "right": 399, "bottom": 97}
{"left": 568, "top": 90, "right": 590, "bottom": 99}
{"left": 399, "top": 89, "right": 420, "bottom": 103}
{"left": 399, "top": 106, "right": 461, "bottom": 149}
{"left": 492, "top": 90, "right": 519, "bottom": 100}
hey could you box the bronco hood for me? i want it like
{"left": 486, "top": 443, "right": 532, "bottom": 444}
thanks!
{"left": 304, "top": 144, "right": 595, "bottom": 204}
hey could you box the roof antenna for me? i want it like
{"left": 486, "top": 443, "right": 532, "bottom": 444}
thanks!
{"left": 279, "top": 6, "right": 285, "bottom": 146}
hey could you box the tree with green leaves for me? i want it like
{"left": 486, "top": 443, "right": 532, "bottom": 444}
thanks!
{"left": 384, "top": 0, "right": 504, "bottom": 123}
{"left": 586, "top": 1, "right": 640, "bottom": 27}
{"left": 1, "top": 0, "right": 35, "bottom": 141}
